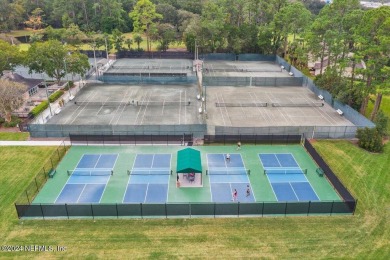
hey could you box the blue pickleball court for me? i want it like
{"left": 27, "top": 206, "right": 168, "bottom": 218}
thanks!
{"left": 123, "top": 154, "right": 171, "bottom": 203}
{"left": 55, "top": 153, "right": 118, "bottom": 203}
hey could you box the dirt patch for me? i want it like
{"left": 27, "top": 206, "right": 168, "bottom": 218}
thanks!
{"left": 0, "top": 127, "right": 20, "bottom": 132}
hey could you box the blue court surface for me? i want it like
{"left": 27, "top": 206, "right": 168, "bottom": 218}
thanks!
{"left": 123, "top": 154, "right": 171, "bottom": 203}
{"left": 55, "top": 154, "right": 118, "bottom": 203}
{"left": 207, "top": 153, "right": 255, "bottom": 203}
{"left": 259, "top": 153, "right": 299, "bottom": 168}
{"left": 268, "top": 173, "right": 319, "bottom": 202}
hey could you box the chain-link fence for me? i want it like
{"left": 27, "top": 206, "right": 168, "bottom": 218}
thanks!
{"left": 28, "top": 124, "right": 207, "bottom": 138}
{"left": 15, "top": 200, "right": 355, "bottom": 219}
{"left": 15, "top": 142, "right": 68, "bottom": 205}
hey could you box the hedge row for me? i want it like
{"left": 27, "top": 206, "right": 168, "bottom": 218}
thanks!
{"left": 29, "top": 101, "right": 49, "bottom": 118}
{"left": 48, "top": 90, "right": 64, "bottom": 103}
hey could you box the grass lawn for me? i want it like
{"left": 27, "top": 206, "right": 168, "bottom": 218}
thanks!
{"left": 19, "top": 32, "right": 187, "bottom": 53}
{"left": 0, "top": 141, "right": 389, "bottom": 258}
{"left": 6, "top": 29, "right": 42, "bottom": 37}
{"left": 366, "top": 94, "right": 390, "bottom": 132}
{"left": 0, "top": 132, "right": 29, "bottom": 141}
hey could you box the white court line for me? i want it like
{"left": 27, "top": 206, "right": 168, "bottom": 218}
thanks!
{"left": 144, "top": 183, "right": 150, "bottom": 203}
{"left": 220, "top": 94, "right": 233, "bottom": 126}
{"left": 179, "top": 90, "right": 181, "bottom": 125}
{"left": 151, "top": 154, "right": 155, "bottom": 168}
{"left": 99, "top": 174, "right": 112, "bottom": 203}
{"left": 70, "top": 92, "right": 99, "bottom": 124}
{"left": 274, "top": 154, "right": 283, "bottom": 167}
{"left": 76, "top": 184, "right": 87, "bottom": 203}
{"left": 161, "top": 98, "right": 166, "bottom": 116}
{"left": 288, "top": 182, "right": 299, "bottom": 201}
{"left": 184, "top": 90, "right": 187, "bottom": 124}
{"left": 215, "top": 94, "right": 227, "bottom": 126}
{"left": 114, "top": 89, "right": 133, "bottom": 125}
{"left": 248, "top": 92, "right": 266, "bottom": 121}
{"left": 253, "top": 92, "right": 273, "bottom": 122}
{"left": 66, "top": 91, "right": 97, "bottom": 124}
{"left": 265, "top": 174, "right": 279, "bottom": 201}
{"left": 133, "top": 91, "right": 148, "bottom": 124}
{"left": 140, "top": 91, "right": 152, "bottom": 125}
{"left": 93, "top": 155, "right": 102, "bottom": 169}
{"left": 109, "top": 91, "right": 129, "bottom": 125}
{"left": 95, "top": 97, "right": 110, "bottom": 116}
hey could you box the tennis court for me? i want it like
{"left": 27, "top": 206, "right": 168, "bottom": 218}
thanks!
{"left": 203, "top": 60, "right": 284, "bottom": 77}
{"left": 207, "top": 153, "right": 255, "bottom": 202}
{"left": 46, "top": 83, "right": 199, "bottom": 125}
{"left": 123, "top": 154, "right": 171, "bottom": 203}
{"left": 31, "top": 144, "right": 342, "bottom": 216}
{"left": 259, "top": 153, "right": 319, "bottom": 202}
{"left": 55, "top": 154, "right": 118, "bottom": 203}
{"left": 206, "top": 86, "right": 354, "bottom": 127}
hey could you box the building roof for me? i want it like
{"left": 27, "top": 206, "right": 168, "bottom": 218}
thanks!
{"left": 176, "top": 148, "right": 202, "bottom": 174}
{"left": 2, "top": 72, "right": 41, "bottom": 90}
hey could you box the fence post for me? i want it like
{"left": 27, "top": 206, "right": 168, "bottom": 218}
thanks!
{"left": 353, "top": 199, "right": 358, "bottom": 215}
{"left": 140, "top": 203, "right": 143, "bottom": 219}
{"left": 237, "top": 202, "right": 240, "bottom": 218}
{"left": 65, "top": 204, "right": 69, "bottom": 219}
{"left": 50, "top": 158, "right": 54, "bottom": 169}
{"left": 25, "top": 190, "right": 30, "bottom": 204}
{"left": 165, "top": 203, "right": 168, "bottom": 219}
{"left": 40, "top": 204, "right": 45, "bottom": 220}
{"left": 330, "top": 201, "right": 334, "bottom": 216}
{"left": 189, "top": 203, "right": 191, "bottom": 218}
{"left": 91, "top": 204, "right": 94, "bottom": 220}
{"left": 284, "top": 202, "right": 288, "bottom": 216}
{"left": 116, "top": 203, "right": 119, "bottom": 219}
{"left": 57, "top": 148, "right": 60, "bottom": 160}
{"left": 261, "top": 202, "right": 264, "bottom": 217}
{"left": 307, "top": 201, "right": 311, "bottom": 216}
{"left": 214, "top": 203, "right": 216, "bottom": 218}
{"left": 35, "top": 178, "right": 39, "bottom": 192}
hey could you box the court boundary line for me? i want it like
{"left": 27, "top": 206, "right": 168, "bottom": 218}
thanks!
{"left": 75, "top": 184, "right": 87, "bottom": 203}
{"left": 258, "top": 153, "right": 281, "bottom": 168}
{"left": 265, "top": 174, "right": 279, "bottom": 201}
{"left": 288, "top": 182, "right": 299, "bottom": 201}
{"left": 293, "top": 178, "right": 320, "bottom": 201}
{"left": 98, "top": 175, "right": 112, "bottom": 203}
{"left": 276, "top": 153, "right": 301, "bottom": 168}
{"left": 144, "top": 183, "right": 149, "bottom": 203}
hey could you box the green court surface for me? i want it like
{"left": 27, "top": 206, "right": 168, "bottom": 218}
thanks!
{"left": 34, "top": 144, "right": 341, "bottom": 204}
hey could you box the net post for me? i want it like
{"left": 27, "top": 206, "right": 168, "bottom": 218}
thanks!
{"left": 247, "top": 169, "right": 250, "bottom": 175}
{"left": 127, "top": 170, "right": 130, "bottom": 175}
{"left": 111, "top": 170, "right": 114, "bottom": 176}
{"left": 206, "top": 170, "right": 208, "bottom": 175}
{"left": 304, "top": 169, "right": 307, "bottom": 174}
{"left": 170, "top": 170, "right": 172, "bottom": 175}
{"left": 67, "top": 170, "right": 71, "bottom": 176}
{"left": 263, "top": 170, "right": 266, "bottom": 175}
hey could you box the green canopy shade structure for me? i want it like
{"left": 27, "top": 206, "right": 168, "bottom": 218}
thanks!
{"left": 176, "top": 148, "right": 202, "bottom": 174}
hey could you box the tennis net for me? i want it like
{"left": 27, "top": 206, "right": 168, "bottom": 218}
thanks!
{"left": 271, "top": 102, "right": 324, "bottom": 107}
{"left": 128, "top": 169, "right": 172, "bottom": 175}
{"left": 216, "top": 102, "right": 267, "bottom": 108}
{"left": 205, "top": 68, "right": 282, "bottom": 73}
{"left": 206, "top": 168, "right": 250, "bottom": 175}
{"left": 74, "top": 100, "right": 191, "bottom": 107}
{"left": 67, "top": 169, "right": 113, "bottom": 176}
{"left": 109, "top": 66, "right": 190, "bottom": 71}
{"left": 264, "top": 169, "right": 307, "bottom": 175}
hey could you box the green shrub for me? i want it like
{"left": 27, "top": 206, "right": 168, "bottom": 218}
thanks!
{"left": 373, "top": 110, "right": 388, "bottom": 137}
{"left": 48, "top": 90, "right": 64, "bottom": 103}
{"left": 0, "top": 117, "right": 5, "bottom": 126}
{"left": 3, "top": 116, "right": 21, "bottom": 127}
{"left": 29, "top": 101, "right": 49, "bottom": 118}
{"left": 356, "top": 127, "right": 383, "bottom": 153}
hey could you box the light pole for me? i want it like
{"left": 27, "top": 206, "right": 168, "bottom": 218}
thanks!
{"left": 63, "top": 58, "right": 73, "bottom": 97}
{"left": 42, "top": 74, "right": 53, "bottom": 117}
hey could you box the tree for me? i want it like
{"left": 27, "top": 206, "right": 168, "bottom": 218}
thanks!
{"left": 0, "top": 40, "right": 24, "bottom": 76}
{"left": 373, "top": 110, "right": 389, "bottom": 137}
{"left": 152, "top": 23, "right": 176, "bottom": 51}
{"left": 355, "top": 6, "right": 390, "bottom": 116}
{"left": 125, "top": 38, "right": 133, "bottom": 51}
{"left": 129, "top": 0, "right": 162, "bottom": 52}
{"left": 200, "top": 1, "right": 227, "bottom": 52}
{"left": 0, "top": 79, "right": 27, "bottom": 122}
{"left": 356, "top": 127, "right": 384, "bottom": 153}
{"left": 25, "top": 8, "right": 45, "bottom": 30}
{"left": 133, "top": 34, "right": 143, "bottom": 50}
{"left": 112, "top": 29, "right": 125, "bottom": 51}
{"left": 25, "top": 40, "right": 90, "bottom": 84}
{"left": 0, "top": 0, "right": 25, "bottom": 32}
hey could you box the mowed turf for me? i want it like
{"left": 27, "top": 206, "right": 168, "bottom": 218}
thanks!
{"left": 0, "top": 141, "right": 389, "bottom": 258}
{"left": 0, "top": 132, "right": 29, "bottom": 141}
